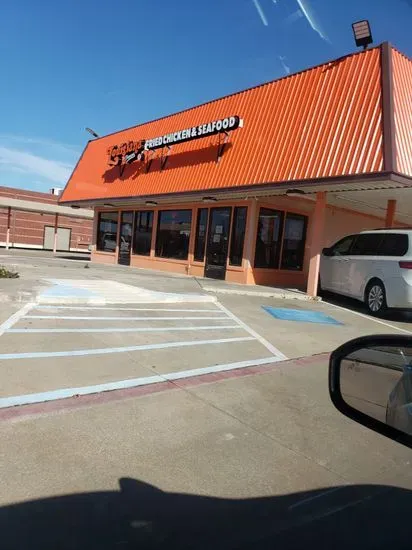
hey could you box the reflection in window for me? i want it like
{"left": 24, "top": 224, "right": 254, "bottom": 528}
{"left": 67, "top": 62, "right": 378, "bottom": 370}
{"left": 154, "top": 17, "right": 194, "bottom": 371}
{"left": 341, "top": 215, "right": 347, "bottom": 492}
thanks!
{"left": 379, "top": 233, "right": 408, "bottom": 256}
{"left": 133, "top": 211, "right": 153, "bottom": 256}
{"left": 155, "top": 210, "right": 192, "bottom": 260}
{"left": 229, "top": 207, "right": 248, "bottom": 266}
{"left": 331, "top": 235, "right": 356, "bottom": 256}
{"left": 280, "top": 213, "right": 307, "bottom": 270}
{"left": 254, "top": 208, "right": 284, "bottom": 268}
{"left": 194, "top": 208, "right": 208, "bottom": 262}
{"left": 96, "top": 211, "right": 118, "bottom": 252}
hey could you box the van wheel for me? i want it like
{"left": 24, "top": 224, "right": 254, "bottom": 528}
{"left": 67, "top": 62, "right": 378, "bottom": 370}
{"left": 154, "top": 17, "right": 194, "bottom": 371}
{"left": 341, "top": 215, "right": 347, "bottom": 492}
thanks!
{"left": 365, "top": 280, "right": 387, "bottom": 316}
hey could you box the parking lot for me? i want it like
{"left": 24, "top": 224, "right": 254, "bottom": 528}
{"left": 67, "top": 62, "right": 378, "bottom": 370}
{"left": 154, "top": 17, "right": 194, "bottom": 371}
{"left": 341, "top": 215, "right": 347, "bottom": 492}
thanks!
{"left": 1, "top": 270, "right": 412, "bottom": 409}
{"left": 0, "top": 298, "right": 287, "bottom": 407}
{"left": 2, "top": 255, "right": 412, "bottom": 548}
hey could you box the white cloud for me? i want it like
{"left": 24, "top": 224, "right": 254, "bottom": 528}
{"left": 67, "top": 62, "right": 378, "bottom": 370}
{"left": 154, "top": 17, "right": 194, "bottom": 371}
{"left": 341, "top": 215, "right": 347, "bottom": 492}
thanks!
{"left": 0, "top": 134, "right": 80, "bottom": 158}
{"left": 0, "top": 145, "right": 74, "bottom": 185}
{"left": 278, "top": 55, "right": 291, "bottom": 75}
{"left": 252, "top": 0, "right": 269, "bottom": 26}
{"left": 296, "top": 0, "right": 330, "bottom": 43}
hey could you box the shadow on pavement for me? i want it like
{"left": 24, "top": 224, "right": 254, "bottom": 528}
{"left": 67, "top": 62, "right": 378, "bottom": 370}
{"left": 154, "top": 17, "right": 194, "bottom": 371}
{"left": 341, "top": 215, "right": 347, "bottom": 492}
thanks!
{"left": 1, "top": 478, "right": 412, "bottom": 549}
{"left": 321, "top": 291, "right": 412, "bottom": 325}
{"left": 56, "top": 254, "right": 91, "bottom": 261}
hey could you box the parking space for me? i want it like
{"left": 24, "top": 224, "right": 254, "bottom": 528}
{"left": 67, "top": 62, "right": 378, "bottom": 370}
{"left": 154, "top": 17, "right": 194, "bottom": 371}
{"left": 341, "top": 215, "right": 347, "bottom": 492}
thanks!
{"left": 215, "top": 294, "right": 412, "bottom": 360}
{"left": 0, "top": 301, "right": 285, "bottom": 406}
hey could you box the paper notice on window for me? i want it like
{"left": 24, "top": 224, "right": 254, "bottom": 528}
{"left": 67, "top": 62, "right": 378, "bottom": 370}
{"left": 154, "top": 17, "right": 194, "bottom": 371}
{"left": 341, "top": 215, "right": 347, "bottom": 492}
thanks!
{"left": 215, "top": 225, "right": 223, "bottom": 234}
{"left": 285, "top": 219, "right": 303, "bottom": 240}
{"left": 213, "top": 234, "right": 221, "bottom": 243}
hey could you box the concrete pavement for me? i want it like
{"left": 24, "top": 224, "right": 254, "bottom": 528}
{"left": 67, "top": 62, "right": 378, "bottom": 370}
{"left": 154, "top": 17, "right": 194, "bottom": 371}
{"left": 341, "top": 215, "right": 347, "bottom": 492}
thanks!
{"left": 1, "top": 354, "right": 412, "bottom": 549}
{"left": 1, "top": 249, "right": 412, "bottom": 547}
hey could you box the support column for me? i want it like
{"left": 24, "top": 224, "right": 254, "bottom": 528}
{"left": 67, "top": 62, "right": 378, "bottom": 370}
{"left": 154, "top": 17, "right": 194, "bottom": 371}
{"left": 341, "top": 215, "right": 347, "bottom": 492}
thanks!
{"left": 53, "top": 213, "right": 58, "bottom": 253}
{"left": 385, "top": 199, "right": 396, "bottom": 228}
{"left": 91, "top": 209, "right": 99, "bottom": 252}
{"left": 187, "top": 207, "right": 197, "bottom": 274}
{"left": 306, "top": 192, "right": 327, "bottom": 297}
{"left": 243, "top": 199, "right": 258, "bottom": 284}
{"left": 5, "top": 207, "right": 11, "bottom": 250}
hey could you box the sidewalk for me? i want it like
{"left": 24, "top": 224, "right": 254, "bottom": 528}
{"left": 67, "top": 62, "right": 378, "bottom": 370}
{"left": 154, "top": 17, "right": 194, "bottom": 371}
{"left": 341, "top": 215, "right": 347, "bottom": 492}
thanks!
{"left": 196, "top": 277, "right": 313, "bottom": 301}
{"left": 0, "top": 250, "right": 313, "bottom": 305}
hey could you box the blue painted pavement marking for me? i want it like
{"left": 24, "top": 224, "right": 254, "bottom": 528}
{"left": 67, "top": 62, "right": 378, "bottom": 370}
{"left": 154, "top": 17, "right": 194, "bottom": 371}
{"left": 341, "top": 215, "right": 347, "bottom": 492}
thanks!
{"left": 39, "top": 285, "right": 98, "bottom": 298}
{"left": 262, "top": 306, "right": 343, "bottom": 326}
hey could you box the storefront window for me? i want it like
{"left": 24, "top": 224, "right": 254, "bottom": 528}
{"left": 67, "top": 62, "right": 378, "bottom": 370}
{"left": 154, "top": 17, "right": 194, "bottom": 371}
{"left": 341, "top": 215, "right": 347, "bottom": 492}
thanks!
{"left": 229, "top": 206, "right": 248, "bottom": 266}
{"left": 96, "top": 211, "right": 118, "bottom": 252}
{"left": 155, "top": 209, "right": 192, "bottom": 260}
{"left": 254, "top": 208, "right": 284, "bottom": 268}
{"left": 194, "top": 208, "right": 208, "bottom": 262}
{"left": 280, "top": 213, "right": 307, "bottom": 270}
{"left": 133, "top": 211, "right": 153, "bottom": 256}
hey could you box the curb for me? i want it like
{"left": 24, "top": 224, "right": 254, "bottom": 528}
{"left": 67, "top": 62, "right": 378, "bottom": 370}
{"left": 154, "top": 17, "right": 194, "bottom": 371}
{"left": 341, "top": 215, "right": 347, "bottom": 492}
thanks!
{"left": 201, "top": 286, "right": 321, "bottom": 301}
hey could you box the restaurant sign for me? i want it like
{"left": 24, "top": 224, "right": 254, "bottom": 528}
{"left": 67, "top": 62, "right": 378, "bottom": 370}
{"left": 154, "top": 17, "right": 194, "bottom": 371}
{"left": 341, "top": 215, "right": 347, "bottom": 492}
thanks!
{"left": 107, "top": 115, "right": 243, "bottom": 167}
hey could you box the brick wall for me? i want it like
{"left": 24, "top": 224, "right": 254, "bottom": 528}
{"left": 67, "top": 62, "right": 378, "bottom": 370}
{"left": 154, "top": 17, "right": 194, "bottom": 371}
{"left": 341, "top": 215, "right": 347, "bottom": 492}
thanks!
{"left": 0, "top": 186, "right": 92, "bottom": 250}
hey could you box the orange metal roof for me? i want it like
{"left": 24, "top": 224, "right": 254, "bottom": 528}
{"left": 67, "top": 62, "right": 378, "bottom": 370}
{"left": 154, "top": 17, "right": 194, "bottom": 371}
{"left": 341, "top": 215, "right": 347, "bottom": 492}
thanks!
{"left": 393, "top": 49, "right": 412, "bottom": 177}
{"left": 61, "top": 46, "right": 385, "bottom": 203}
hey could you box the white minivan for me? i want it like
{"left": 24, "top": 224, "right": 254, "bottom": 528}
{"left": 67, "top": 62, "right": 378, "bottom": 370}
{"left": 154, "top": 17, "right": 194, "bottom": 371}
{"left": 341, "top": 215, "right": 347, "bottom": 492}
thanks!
{"left": 319, "top": 229, "right": 412, "bottom": 315}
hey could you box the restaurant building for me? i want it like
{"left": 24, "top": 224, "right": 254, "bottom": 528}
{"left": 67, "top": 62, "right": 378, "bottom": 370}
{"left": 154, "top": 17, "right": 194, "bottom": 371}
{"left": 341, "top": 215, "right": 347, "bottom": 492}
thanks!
{"left": 59, "top": 43, "right": 412, "bottom": 295}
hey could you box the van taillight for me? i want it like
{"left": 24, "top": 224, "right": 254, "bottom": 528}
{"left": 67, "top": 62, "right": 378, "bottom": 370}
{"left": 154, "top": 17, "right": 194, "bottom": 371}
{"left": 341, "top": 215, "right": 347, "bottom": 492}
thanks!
{"left": 399, "top": 261, "right": 412, "bottom": 269}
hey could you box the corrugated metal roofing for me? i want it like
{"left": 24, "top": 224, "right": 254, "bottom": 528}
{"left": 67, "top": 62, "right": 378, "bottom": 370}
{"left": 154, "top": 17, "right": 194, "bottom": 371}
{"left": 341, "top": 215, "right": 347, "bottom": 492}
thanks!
{"left": 61, "top": 46, "right": 385, "bottom": 203}
{"left": 393, "top": 49, "right": 412, "bottom": 177}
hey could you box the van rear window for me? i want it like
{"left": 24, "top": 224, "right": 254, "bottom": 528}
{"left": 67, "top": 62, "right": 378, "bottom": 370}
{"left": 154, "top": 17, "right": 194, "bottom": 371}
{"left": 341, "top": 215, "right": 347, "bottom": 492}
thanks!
{"left": 378, "top": 233, "right": 409, "bottom": 256}
{"left": 350, "top": 233, "right": 383, "bottom": 255}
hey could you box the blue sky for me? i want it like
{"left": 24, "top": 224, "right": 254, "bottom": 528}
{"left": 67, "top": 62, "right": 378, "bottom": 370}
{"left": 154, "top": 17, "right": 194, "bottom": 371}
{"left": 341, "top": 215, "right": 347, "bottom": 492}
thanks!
{"left": 0, "top": 0, "right": 411, "bottom": 192}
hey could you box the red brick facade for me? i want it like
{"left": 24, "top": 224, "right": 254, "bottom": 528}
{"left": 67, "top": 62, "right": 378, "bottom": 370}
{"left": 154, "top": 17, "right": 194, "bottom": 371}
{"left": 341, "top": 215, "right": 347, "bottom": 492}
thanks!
{"left": 0, "top": 186, "right": 92, "bottom": 251}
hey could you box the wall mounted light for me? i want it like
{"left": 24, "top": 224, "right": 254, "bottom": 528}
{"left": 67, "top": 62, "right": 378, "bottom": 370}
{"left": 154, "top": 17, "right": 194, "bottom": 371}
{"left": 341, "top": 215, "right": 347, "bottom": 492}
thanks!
{"left": 352, "top": 20, "right": 373, "bottom": 49}
{"left": 70, "top": 205, "right": 81, "bottom": 209}
{"left": 103, "top": 203, "right": 116, "bottom": 207}
{"left": 202, "top": 196, "right": 218, "bottom": 203}
{"left": 145, "top": 200, "right": 158, "bottom": 206}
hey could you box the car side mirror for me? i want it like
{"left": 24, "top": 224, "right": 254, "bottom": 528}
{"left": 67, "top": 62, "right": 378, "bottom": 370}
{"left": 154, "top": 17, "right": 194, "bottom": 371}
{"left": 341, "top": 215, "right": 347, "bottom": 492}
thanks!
{"left": 329, "top": 335, "right": 412, "bottom": 449}
{"left": 322, "top": 247, "right": 332, "bottom": 256}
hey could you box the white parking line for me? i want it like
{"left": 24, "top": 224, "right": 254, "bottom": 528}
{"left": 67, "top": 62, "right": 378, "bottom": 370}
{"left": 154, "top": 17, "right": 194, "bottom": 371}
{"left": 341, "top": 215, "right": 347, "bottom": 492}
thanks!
{"left": 0, "top": 356, "right": 282, "bottom": 408}
{"left": 325, "top": 301, "right": 412, "bottom": 335}
{"left": 34, "top": 306, "right": 224, "bottom": 313}
{"left": 0, "top": 303, "right": 35, "bottom": 337}
{"left": 215, "top": 302, "right": 288, "bottom": 360}
{"left": 0, "top": 336, "right": 255, "bottom": 360}
{"left": 7, "top": 325, "right": 240, "bottom": 334}
{"left": 24, "top": 315, "right": 228, "bottom": 321}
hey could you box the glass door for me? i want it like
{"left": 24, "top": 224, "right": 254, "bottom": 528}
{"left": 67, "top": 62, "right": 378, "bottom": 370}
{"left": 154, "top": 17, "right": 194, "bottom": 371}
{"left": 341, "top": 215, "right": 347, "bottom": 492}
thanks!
{"left": 204, "top": 207, "right": 232, "bottom": 280}
{"left": 118, "top": 211, "right": 133, "bottom": 265}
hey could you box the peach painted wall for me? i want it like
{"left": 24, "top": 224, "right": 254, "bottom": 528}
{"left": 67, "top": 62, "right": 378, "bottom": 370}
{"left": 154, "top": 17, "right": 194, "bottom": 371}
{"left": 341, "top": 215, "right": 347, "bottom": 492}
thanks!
{"left": 322, "top": 207, "right": 387, "bottom": 248}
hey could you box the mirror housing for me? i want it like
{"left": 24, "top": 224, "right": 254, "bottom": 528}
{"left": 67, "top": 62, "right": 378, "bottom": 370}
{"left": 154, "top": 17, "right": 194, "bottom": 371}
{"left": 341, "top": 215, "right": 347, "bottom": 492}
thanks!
{"left": 329, "top": 334, "right": 412, "bottom": 449}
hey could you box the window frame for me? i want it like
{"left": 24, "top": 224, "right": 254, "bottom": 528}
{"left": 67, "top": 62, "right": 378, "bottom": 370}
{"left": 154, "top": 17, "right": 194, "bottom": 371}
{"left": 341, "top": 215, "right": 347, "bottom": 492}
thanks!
{"left": 193, "top": 208, "right": 209, "bottom": 263}
{"left": 229, "top": 206, "right": 248, "bottom": 267}
{"left": 254, "top": 207, "right": 285, "bottom": 269}
{"left": 280, "top": 212, "right": 308, "bottom": 271}
{"left": 96, "top": 211, "right": 119, "bottom": 253}
{"left": 155, "top": 209, "right": 193, "bottom": 261}
{"left": 132, "top": 210, "right": 154, "bottom": 257}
